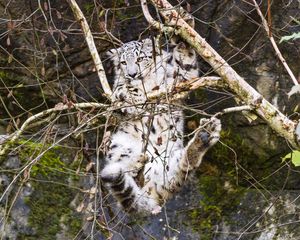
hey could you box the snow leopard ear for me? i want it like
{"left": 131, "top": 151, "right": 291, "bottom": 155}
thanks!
{"left": 141, "top": 38, "right": 159, "bottom": 55}
{"left": 106, "top": 48, "right": 118, "bottom": 58}
{"left": 175, "top": 41, "right": 196, "bottom": 57}
{"left": 106, "top": 48, "right": 120, "bottom": 65}
{"left": 141, "top": 38, "right": 153, "bottom": 50}
{"left": 177, "top": 42, "right": 188, "bottom": 50}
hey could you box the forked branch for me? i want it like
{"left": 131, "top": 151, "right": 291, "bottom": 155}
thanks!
{"left": 145, "top": 0, "right": 300, "bottom": 148}
{"left": 3, "top": 0, "right": 296, "bottom": 158}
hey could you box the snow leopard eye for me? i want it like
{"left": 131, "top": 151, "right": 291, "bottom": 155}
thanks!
{"left": 120, "top": 61, "right": 126, "bottom": 65}
{"left": 137, "top": 57, "right": 144, "bottom": 62}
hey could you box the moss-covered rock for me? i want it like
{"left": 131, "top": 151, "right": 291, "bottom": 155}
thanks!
{"left": 1, "top": 141, "right": 83, "bottom": 240}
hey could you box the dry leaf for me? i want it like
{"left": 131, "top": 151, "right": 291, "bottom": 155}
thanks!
{"left": 243, "top": 111, "right": 258, "bottom": 123}
{"left": 157, "top": 136, "right": 162, "bottom": 146}
{"left": 6, "top": 36, "right": 10, "bottom": 46}
{"left": 86, "top": 216, "right": 94, "bottom": 221}
{"left": 100, "top": 131, "right": 111, "bottom": 154}
{"left": 56, "top": 10, "right": 62, "bottom": 19}
{"left": 63, "top": 94, "right": 68, "bottom": 104}
{"left": 7, "top": 20, "right": 15, "bottom": 30}
{"left": 76, "top": 202, "right": 85, "bottom": 212}
{"left": 89, "top": 187, "right": 96, "bottom": 195}
{"left": 186, "top": 2, "right": 191, "bottom": 12}
{"left": 84, "top": 142, "right": 89, "bottom": 152}
{"left": 82, "top": 187, "right": 97, "bottom": 195}
{"left": 23, "top": 168, "right": 30, "bottom": 181}
{"left": 152, "top": 85, "right": 160, "bottom": 91}
{"left": 8, "top": 54, "right": 13, "bottom": 63}
{"left": 16, "top": 118, "right": 20, "bottom": 127}
{"left": 44, "top": 1, "right": 48, "bottom": 11}
{"left": 7, "top": 90, "right": 13, "bottom": 98}
{"left": 41, "top": 66, "right": 45, "bottom": 76}
{"left": 187, "top": 120, "right": 197, "bottom": 130}
{"left": 6, "top": 123, "right": 12, "bottom": 133}
{"left": 52, "top": 49, "right": 57, "bottom": 56}
{"left": 40, "top": 37, "right": 45, "bottom": 48}
{"left": 99, "top": 21, "right": 105, "bottom": 32}
{"left": 67, "top": 101, "right": 74, "bottom": 109}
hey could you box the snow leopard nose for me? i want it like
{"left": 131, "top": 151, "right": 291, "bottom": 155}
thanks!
{"left": 128, "top": 72, "right": 137, "bottom": 78}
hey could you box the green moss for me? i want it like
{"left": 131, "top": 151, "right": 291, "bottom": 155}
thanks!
{"left": 19, "top": 140, "right": 64, "bottom": 177}
{"left": 17, "top": 140, "right": 82, "bottom": 239}
{"left": 0, "top": 70, "right": 8, "bottom": 79}
{"left": 187, "top": 118, "right": 251, "bottom": 239}
{"left": 65, "top": 213, "right": 82, "bottom": 233}
{"left": 188, "top": 174, "right": 245, "bottom": 239}
{"left": 83, "top": 3, "right": 94, "bottom": 14}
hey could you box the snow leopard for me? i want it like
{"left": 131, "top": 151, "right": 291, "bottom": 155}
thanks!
{"left": 101, "top": 37, "right": 221, "bottom": 215}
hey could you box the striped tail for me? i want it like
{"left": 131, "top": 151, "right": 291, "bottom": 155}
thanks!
{"left": 101, "top": 163, "right": 161, "bottom": 214}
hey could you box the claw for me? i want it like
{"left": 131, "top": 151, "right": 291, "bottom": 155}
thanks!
{"left": 151, "top": 206, "right": 162, "bottom": 215}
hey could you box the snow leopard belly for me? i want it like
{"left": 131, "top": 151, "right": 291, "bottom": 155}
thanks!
{"left": 106, "top": 107, "right": 184, "bottom": 199}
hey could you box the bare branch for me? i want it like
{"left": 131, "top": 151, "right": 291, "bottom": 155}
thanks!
{"left": 0, "top": 75, "right": 227, "bottom": 157}
{"left": 66, "top": 0, "right": 112, "bottom": 97}
{"left": 146, "top": 0, "right": 300, "bottom": 148}
{"left": 0, "top": 102, "right": 108, "bottom": 156}
{"left": 251, "top": 0, "right": 299, "bottom": 86}
{"left": 140, "top": 0, "right": 173, "bottom": 33}
{"left": 147, "top": 76, "right": 225, "bottom": 100}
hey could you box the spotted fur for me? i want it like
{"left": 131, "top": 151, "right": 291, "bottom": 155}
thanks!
{"left": 101, "top": 36, "right": 221, "bottom": 215}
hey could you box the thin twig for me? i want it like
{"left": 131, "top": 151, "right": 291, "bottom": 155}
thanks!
{"left": 267, "top": 0, "right": 272, "bottom": 36}
{"left": 252, "top": 0, "right": 298, "bottom": 86}
{"left": 220, "top": 105, "right": 252, "bottom": 115}
{"left": 66, "top": 0, "right": 112, "bottom": 97}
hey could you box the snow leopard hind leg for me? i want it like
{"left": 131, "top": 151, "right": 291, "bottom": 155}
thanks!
{"left": 100, "top": 143, "right": 162, "bottom": 215}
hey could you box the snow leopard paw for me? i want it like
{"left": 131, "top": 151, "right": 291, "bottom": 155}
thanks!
{"left": 100, "top": 163, "right": 123, "bottom": 185}
{"left": 198, "top": 117, "right": 221, "bottom": 147}
{"left": 135, "top": 194, "right": 162, "bottom": 215}
{"left": 120, "top": 96, "right": 147, "bottom": 115}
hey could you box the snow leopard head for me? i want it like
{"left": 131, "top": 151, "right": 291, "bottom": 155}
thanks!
{"left": 107, "top": 38, "right": 158, "bottom": 81}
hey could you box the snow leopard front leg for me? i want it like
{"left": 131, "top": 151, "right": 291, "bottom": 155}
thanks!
{"left": 112, "top": 83, "right": 147, "bottom": 115}
{"left": 141, "top": 117, "right": 221, "bottom": 207}
{"left": 183, "top": 117, "right": 221, "bottom": 170}
{"left": 168, "top": 117, "right": 221, "bottom": 192}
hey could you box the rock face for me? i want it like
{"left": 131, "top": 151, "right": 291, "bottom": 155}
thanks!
{"left": 1, "top": 0, "right": 300, "bottom": 239}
